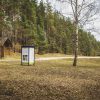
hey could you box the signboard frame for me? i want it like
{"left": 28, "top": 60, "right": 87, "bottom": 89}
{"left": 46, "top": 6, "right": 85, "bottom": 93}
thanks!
{"left": 21, "top": 46, "right": 35, "bottom": 66}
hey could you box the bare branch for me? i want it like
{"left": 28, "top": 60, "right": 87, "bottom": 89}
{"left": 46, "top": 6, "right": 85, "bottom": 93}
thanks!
{"left": 78, "top": 0, "right": 85, "bottom": 17}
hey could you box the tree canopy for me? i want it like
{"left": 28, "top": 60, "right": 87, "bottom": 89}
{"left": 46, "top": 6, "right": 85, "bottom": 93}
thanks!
{"left": 0, "top": 0, "right": 99, "bottom": 56}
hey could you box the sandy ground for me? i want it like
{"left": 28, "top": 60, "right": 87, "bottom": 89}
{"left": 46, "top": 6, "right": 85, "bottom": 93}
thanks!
{"left": 0, "top": 56, "right": 100, "bottom": 62}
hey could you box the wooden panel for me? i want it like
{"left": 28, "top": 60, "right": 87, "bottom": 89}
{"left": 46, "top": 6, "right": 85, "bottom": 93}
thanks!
{"left": 4, "top": 47, "right": 11, "bottom": 55}
{"left": 0, "top": 46, "right": 4, "bottom": 58}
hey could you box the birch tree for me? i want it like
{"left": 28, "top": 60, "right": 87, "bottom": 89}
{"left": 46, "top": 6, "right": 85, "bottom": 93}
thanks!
{"left": 57, "top": 0, "right": 99, "bottom": 66}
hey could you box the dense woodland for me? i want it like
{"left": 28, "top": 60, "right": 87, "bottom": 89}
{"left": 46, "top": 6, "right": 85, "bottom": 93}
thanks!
{"left": 0, "top": 0, "right": 100, "bottom": 56}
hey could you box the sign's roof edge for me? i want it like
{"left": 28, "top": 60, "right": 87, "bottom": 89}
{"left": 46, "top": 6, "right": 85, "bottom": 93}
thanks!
{"left": 22, "top": 46, "right": 35, "bottom": 48}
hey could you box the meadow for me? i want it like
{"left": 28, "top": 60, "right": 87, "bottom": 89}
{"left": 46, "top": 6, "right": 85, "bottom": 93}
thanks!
{"left": 0, "top": 58, "right": 100, "bottom": 100}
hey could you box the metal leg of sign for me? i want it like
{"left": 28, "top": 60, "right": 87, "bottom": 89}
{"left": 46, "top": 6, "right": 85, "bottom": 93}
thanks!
{"left": 21, "top": 47, "right": 22, "bottom": 65}
{"left": 28, "top": 48, "right": 29, "bottom": 66}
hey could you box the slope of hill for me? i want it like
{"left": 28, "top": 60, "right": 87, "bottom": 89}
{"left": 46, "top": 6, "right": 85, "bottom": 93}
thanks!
{"left": 0, "top": 0, "right": 100, "bottom": 56}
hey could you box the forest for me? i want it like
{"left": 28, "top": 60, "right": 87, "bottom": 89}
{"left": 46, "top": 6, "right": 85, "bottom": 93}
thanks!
{"left": 0, "top": 0, "right": 100, "bottom": 56}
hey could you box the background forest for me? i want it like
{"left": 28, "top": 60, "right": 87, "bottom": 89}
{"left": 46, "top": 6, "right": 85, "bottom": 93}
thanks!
{"left": 0, "top": 0, "right": 100, "bottom": 56}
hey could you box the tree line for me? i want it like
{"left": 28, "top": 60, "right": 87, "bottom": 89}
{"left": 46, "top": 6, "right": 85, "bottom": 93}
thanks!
{"left": 0, "top": 0, "right": 100, "bottom": 56}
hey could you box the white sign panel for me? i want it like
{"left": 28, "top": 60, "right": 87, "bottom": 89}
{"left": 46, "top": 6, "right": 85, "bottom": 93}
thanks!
{"left": 29, "top": 48, "right": 35, "bottom": 64}
{"left": 22, "top": 48, "right": 28, "bottom": 63}
{"left": 21, "top": 46, "right": 35, "bottom": 65}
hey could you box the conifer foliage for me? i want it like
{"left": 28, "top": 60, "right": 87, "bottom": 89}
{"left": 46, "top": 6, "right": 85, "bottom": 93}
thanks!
{"left": 0, "top": 0, "right": 99, "bottom": 55}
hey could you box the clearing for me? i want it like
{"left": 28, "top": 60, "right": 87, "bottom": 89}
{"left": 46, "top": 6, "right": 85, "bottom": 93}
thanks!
{"left": 0, "top": 53, "right": 100, "bottom": 62}
{"left": 0, "top": 58, "right": 100, "bottom": 100}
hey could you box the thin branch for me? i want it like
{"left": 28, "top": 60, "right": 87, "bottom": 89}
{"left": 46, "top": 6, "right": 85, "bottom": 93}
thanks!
{"left": 78, "top": 0, "right": 85, "bottom": 17}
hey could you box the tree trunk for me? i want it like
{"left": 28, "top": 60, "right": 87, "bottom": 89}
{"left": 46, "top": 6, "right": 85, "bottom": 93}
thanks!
{"left": 73, "top": 24, "right": 78, "bottom": 66}
{"left": 73, "top": 0, "right": 78, "bottom": 66}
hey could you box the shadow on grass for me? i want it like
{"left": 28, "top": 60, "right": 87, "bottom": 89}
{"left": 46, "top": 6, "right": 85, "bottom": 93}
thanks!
{"left": 0, "top": 80, "right": 100, "bottom": 100}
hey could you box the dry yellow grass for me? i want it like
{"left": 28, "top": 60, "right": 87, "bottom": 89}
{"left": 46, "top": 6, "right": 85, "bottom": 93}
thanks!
{"left": 0, "top": 59, "right": 100, "bottom": 100}
{"left": 36, "top": 53, "right": 70, "bottom": 58}
{"left": 3, "top": 52, "right": 70, "bottom": 60}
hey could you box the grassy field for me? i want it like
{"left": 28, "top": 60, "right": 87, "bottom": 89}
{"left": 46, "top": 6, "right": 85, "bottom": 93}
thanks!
{"left": 0, "top": 59, "right": 100, "bottom": 100}
{"left": 3, "top": 53, "right": 71, "bottom": 60}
